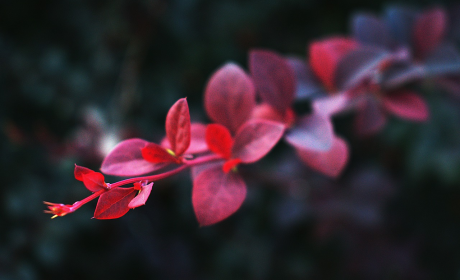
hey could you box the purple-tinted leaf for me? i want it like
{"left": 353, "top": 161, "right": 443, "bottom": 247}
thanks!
{"left": 249, "top": 50, "right": 296, "bottom": 113}
{"left": 413, "top": 7, "right": 447, "bottom": 59}
{"left": 354, "top": 97, "right": 387, "bottom": 136}
{"left": 285, "top": 114, "right": 334, "bottom": 152}
{"left": 204, "top": 63, "right": 256, "bottom": 133}
{"left": 286, "top": 57, "right": 323, "bottom": 100}
{"left": 313, "top": 92, "right": 350, "bottom": 116}
{"left": 335, "top": 46, "right": 392, "bottom": 90}
{"left": 425, "top": 44, "right": 460, "bottom": 77}
{"left": 232, "top": 119, "right": 285, "bottom": 163}
{"left": 352, "top": 13, "right": 391, "bottom": 48}
{"left": 192, "top": 166, "right": 247, "bottom": 226}
{"left": 94, "top": 187, "right": 137, "bottom": 219}
{"left": 101, "top": 139, "right": 165, "bottom": 176}
{"left": 165, "top": 98, "right": 191, "bottom": 156}
{"left": 128, "top": 182, "right": 154, "bottom": 208}
{"left": 385, "top": 6, "right": 417, "bottom": 47}
{"left": 296, "top": 136, "right": 349, "bottom": 178}
{"left": 382, "top": 64, "right": 425, "bottom": 89}
{"left": 383, "top": 90, "right": 429, "bottom": 121}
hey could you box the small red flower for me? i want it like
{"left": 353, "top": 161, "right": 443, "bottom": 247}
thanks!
{"left": 43, "top": 202, "right": 74, "bottom": 219}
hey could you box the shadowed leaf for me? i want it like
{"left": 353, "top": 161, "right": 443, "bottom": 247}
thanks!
{"left": 385, "top": 6, "right": 417, "bottom": 47}
{"left": 383, "top": 90, "right": 429, "bottom": 121}
{"left": 355, "top": 97, "right": 387, "bottom": 136}
{"left": 287, "top": 57, "right": 323, "bottom": 100}
{"left": 249, "top": 50, "right": 296, "bottom": 112}
{"left": 413, "top": 7, "right": 447, "bottom": 59}
{"left": 352, "top": 13, "right": 391, "bottom": 48}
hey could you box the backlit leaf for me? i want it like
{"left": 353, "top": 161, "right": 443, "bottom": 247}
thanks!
{"left": 81, "top": 172, "right": 106, "bottom": 192}
{"left": 249, "top": 49, "right": 296, "bottom": 113}
{"left": 205, "top": 124, "right": 233, "bottom": 159}
{"left": 192, "top": 166, "right": 246, "bottom": 226}
{"left": 165, "top": 98, "right": 191, "bottom": 156}
{"left": 141, "top": 142, "right": 180, "bottom": 164}
{"left": 204, "top": 63, "right": 256, "bottom": 133}
{"left": 232, "top": 119, "right": 285, "bottom": 163}
{"left": 94, "top": 187, "right": 137, "bottom": 219}
{"left": 101, "top": 139, "right": 167, "bottom": 177}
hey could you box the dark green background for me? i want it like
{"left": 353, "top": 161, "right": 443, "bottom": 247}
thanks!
{"left": 1, "top": 0, "right": 460, "bottom": 279}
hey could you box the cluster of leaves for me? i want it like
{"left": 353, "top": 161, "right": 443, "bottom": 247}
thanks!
{"left": 45, "top": 6, "right": 460, "bottom": 226}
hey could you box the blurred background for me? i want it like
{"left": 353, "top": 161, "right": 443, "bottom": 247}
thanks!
{"left": 1, "top": 0, "right": 460, "bottom": 279}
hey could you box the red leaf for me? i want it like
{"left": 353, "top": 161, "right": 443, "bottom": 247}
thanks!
{"left": 165, "top": 98, "right": 191, "bottom": 156}
{"left": 205, "top": 124, "right": 233, "bottom": 159}
{"left": 161, "top": 123, "right": 209, "bottom": 154}
{"left": 74, "top": 164, "right": 106, "bottom": 192}
{"left": 192, "top": 166, "right": 247, "bottom": 226}
{"left": 82, "top": 172, "right": 106, "bottom": 192}
{"left": 223, "top": 158, "right": 242, "bottom": 173}
{"left": 101, "top": 138, "right": 166, "bottom": 176}
{"left": 141, "top": 142, "right": 180, "bottom": 164}
{"left": 249, "top": 50, "right": 296, "bottom": 113}
{"left": 94, "top": 187, "right": 137, "bottom": 219}
{"left": 232, "top": 119, "right": 285, "bottom": 163}
{"left": 285, "top": 114, "right": 334, "bottom": 151}
{"left": 309, "top": 37, "right": 358, "bottom": 90}
{"left": 297, "top": 136, "right": 349, "bottom": 178}
{"left": 414, "top": 7, "right": 447, "bottom": 59}
{"left": 128, "top": 182, "right": 154, "bottom": 208}
{"left": 383, "top": 90, "right": 429, "bottom": 121}
{"left": 354, "top": 97, "right": 387, "bottom": 136}
{"left": 74, "top": 164, "right": 93, "bottom": 181}
{"left": 204, "top": 63, "right": 256, "bottom": 133}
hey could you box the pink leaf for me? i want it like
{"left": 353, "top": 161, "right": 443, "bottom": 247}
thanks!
{"left": 414, "top": 7, "right": 447, "bottom": 59}
{"left": 128, "top": 182, "right": 154, "bottom": 208}
{"left": 382, "top": 90, "right": 429, "bottom": 121}
{"left": 285, "top": 114, "right": 334, "bottom": 151}
{"left": 165, "top": 98, "right": 191, "bottom": 156}
{"left": 232, "top": 119, "right": 285, "bottom": 163}
{"left": 192, "top": 166, "right": 247, "bottom": 226}
{"left": 354, "top": 97, "right": 387, "bottom": 136}
{"left": 94, "top": 187, "right": 137, "bottom": 219}
{"left": 296, "top": 136, "right": 349, "bottom": 178}
{"left": 250, "top": 103, "right": 296, "bottom": 127}
{"left": 312, "top": 92, "right": 350, "bottom": 116}
{"left": 190, "top": 160, "right": 225, "bottom": 182}
{"left": 101, "top": 139, "right": 165, "bottom": 177}
{"left": 249, "top": 49, "right": 296, "bottom": 113}
{"left": 204, "top": 63, "right": 256, "bottom": 133}
{"left": 309, "top": 37, "right": 358, "bottom": 90}
{"left": 141, "top": 142, "right": 180, "bottom": 164}
{"left": 205, "top": 124, "right": 233, "bottom": 159}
